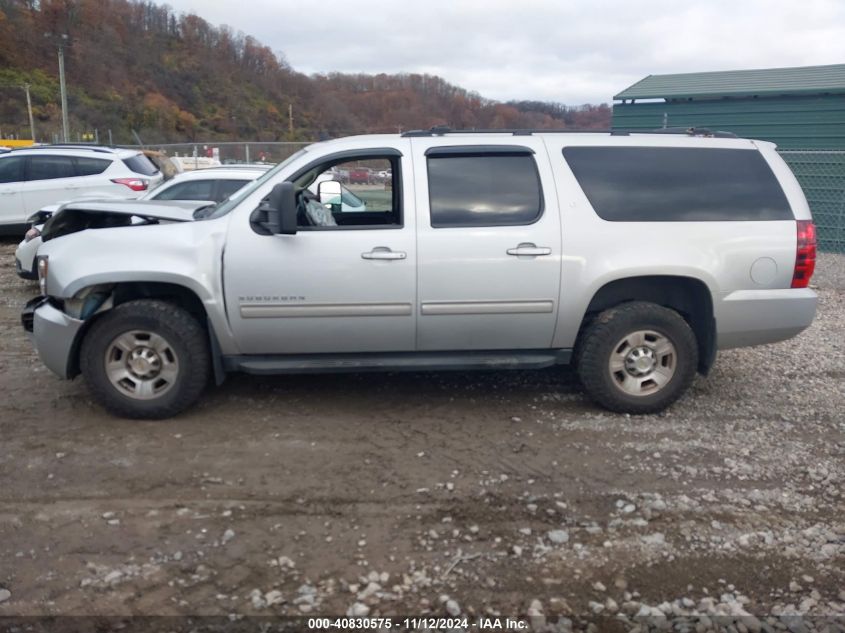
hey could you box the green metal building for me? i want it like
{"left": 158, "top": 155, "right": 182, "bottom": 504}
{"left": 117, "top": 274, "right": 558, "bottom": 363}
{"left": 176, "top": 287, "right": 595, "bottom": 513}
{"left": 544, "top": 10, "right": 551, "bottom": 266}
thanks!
{"left": 612, "top": 64, "right": 845, "bottom": 251}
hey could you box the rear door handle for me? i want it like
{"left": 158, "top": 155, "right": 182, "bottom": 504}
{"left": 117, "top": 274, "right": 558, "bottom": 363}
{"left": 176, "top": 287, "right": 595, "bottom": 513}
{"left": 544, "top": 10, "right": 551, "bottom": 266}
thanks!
{"left": 507, "top": 243, "right": 552, "bottom": 257}
{"left": 362, "top": 247, "right": 406, "bottom": 261}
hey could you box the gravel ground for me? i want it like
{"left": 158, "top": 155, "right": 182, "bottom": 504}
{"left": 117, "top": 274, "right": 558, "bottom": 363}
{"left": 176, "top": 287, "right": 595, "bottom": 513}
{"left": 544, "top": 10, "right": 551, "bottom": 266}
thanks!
{"left": 0, "top": 239, "right": 842, "bottom": 632}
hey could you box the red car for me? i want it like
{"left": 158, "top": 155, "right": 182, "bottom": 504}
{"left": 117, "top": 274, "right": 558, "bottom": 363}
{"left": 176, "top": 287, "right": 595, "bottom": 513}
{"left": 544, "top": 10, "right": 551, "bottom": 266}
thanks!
{"left": 348, "top": 168, "right": 372, "bottom": 184}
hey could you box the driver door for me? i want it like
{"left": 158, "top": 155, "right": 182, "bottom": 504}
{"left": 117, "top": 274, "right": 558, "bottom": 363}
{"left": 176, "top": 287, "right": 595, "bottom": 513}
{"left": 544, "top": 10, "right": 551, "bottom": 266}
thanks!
{"left": 223, "top": 143, "right": 417, "bottom": 355}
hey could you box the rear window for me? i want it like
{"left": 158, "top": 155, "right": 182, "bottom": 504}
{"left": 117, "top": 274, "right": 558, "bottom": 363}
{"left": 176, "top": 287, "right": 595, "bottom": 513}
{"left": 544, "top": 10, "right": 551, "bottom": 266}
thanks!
{"left": 427, "top": 153, "right": 543, "bottom": 227}
{"left": 562, "top": 146, "right": 792, "bottom": 222}
{"left": 122, "top": 154, "right": 159, "bottom": 176}
{"left": 75, "top": 157, "right": 111, "bottom": 176}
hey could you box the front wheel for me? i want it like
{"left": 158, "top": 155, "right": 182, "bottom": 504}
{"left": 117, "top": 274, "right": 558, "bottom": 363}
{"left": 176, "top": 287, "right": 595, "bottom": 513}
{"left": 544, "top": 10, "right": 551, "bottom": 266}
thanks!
{"left": 576, "top": 301, "right": 698, "bottom": 414}
{"left": 80, "top": 300, "right": 210, "bottom": 419}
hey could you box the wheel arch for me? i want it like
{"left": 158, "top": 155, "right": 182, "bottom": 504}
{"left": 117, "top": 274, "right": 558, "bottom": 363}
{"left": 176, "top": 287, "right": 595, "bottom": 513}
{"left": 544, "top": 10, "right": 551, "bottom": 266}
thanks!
{"left": 66, "top": 281, "right": 224, "bottom": 383}
{"left": 576, "top": 275, "right": 716, "bottom": 374}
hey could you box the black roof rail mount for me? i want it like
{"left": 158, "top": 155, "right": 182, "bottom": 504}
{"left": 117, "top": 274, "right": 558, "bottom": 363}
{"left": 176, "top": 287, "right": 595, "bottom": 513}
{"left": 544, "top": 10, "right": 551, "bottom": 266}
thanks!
{"left": 648, "top": 127, "right": 738, "bottom": 138}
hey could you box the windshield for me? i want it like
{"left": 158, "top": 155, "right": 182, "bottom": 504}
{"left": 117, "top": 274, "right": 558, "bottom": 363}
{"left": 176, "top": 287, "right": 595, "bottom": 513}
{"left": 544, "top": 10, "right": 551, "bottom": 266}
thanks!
{"left": 201, "top": 147, "right": 309, "bottom": 220}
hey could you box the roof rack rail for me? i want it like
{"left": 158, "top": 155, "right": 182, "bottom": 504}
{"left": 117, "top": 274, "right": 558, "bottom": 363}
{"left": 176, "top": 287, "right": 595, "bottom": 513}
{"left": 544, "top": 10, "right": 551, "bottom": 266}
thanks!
{"left": 401, "top": 126, "right": 614, "bottom": 137}
{"left": 10, "top": 143, "right": 119, "bottom": 154}
{"left": 609, "top": 127, "right": 738, "bottom": 138}
{"left": 401, "top": 126, "right": 739, "bottom": 138}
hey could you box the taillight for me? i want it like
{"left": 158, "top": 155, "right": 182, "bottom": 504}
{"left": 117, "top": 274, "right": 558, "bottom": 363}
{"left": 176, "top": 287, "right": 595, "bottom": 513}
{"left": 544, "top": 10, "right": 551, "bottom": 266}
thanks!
{"left": 111, "top": 177, "right": 149, "bottom": 192}
{"left": 791, "top": 220, "right": 816, "bottom": 288}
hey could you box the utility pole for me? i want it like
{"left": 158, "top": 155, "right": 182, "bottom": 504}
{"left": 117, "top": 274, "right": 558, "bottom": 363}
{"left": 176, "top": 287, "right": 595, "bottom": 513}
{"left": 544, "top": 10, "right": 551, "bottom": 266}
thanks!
{"left": 58, "top": 37, "right": 69, "bottom": 142}
{"left": 288, "top": 104, "right": 293, "bottom": 136}
{"left": 23, "top": 84, "right": 36, "bottom": 141}
{"left": 45, "top": 33, "right": 70, "bottom": 142}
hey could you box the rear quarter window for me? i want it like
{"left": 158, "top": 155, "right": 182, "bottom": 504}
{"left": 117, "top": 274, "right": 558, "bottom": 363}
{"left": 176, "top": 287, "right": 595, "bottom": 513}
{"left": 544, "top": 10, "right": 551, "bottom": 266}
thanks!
{"left": 75, "top": 157, "right": 111, "bottom": 176}
{"left": 562, "top": 146, "right": 792, "bottom": 221}
{"left": 122, "top": 154, "right": 160, "bottom": 176}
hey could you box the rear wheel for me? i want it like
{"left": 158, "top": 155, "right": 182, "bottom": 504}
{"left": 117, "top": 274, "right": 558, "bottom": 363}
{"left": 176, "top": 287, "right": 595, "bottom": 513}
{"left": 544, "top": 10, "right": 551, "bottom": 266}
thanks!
{"left": 80, "top": 300, "right": 209, "bottom": 419}
{"left": 576, "top": 301, "right": 698, "bottom": 414}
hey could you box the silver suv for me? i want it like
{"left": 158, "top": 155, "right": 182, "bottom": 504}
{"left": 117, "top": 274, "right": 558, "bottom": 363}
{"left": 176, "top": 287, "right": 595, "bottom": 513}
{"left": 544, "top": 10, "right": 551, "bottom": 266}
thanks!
{"left": 0, "top": 145, "right": 162, "bottom": 234}
{"left": 21, "top": 129, "right": 818, "bottom": 419}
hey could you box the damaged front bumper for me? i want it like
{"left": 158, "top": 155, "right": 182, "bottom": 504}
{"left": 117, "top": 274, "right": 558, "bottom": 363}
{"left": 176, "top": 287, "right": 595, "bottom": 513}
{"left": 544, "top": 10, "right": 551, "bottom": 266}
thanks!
{"left": 22, "top": 296, "right": 84, "bottom": 379}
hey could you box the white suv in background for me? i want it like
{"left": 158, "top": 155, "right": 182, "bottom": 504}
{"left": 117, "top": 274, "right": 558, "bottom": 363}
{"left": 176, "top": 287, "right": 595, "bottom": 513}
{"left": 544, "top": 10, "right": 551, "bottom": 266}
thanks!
{"left": 0, "top": 145, "right": 162, "bottom": 234}
{"left": 14, "top": 165, "right": 270, "bottom": 279}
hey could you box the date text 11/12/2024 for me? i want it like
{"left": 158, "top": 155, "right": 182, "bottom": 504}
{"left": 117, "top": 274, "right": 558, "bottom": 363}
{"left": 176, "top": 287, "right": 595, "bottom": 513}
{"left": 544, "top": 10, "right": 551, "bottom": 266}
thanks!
{"left": 307, "top": 616, "right": 529, "bottom": 630}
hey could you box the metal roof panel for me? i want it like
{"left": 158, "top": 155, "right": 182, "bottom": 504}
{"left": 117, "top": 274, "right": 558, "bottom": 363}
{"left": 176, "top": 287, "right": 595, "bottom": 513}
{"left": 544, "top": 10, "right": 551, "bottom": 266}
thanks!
{"left": 614, "top": 64, "right": 845, "bottom": 100}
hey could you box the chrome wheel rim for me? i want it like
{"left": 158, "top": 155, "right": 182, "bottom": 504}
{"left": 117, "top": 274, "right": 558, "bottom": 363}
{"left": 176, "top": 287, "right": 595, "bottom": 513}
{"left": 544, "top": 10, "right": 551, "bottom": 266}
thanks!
{"left": 104, "top": 330, "right": 179, "bottom": 400}
{"left": 608, "top": 330, "right": 676, "bottom": 397}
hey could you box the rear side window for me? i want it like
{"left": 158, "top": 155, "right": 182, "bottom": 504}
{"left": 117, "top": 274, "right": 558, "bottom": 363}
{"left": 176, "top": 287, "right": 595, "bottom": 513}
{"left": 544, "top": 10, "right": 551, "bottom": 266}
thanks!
{"left": 427, "top": 152, "right": 543, "bottom": 227}
{"left": 27, "top": 155, "right": 76, "bottom": 181}
{"left": 562, "top": 147, "right": 792, "bottom": 221}
{"left": 122, "top": 154, "right": 159, "bottom": 176}
{"left": 215, "top": 179, "right": 250, "bottom": 201}
{"left": 0, "top": 156, "right": 24, "bottom": 183}
{"left": 75, "top": 157, "right": 111, "bottom": 176}
{"left": 563, "top": 147, "right": 792, "bottom": 222}
{"left": 152, "top": 179, "right": 215, "bottom": 201}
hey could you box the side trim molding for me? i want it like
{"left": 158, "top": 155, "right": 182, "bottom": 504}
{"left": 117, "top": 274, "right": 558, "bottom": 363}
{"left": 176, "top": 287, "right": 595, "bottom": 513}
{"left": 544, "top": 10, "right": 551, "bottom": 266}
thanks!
{"left": 240, "top": 302, "right": 413, "bottom": 318}
{"left": 421, "top": 300, "right": 554, "bottom": 316}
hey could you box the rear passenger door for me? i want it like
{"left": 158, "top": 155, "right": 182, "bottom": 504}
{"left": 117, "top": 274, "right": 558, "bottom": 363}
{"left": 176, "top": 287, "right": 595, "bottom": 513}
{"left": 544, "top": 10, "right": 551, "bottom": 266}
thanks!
{"left": 412, "top": 139, "right": 562, "bottom": 350}
{"left": 0, "top": 156, "right": 26, "bottom": 227}
{"left": 21, "top": 155, "right": 79, "bottom": 215}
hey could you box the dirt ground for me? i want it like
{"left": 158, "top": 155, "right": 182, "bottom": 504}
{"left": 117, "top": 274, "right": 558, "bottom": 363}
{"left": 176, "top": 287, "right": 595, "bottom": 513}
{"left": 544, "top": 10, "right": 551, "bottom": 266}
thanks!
{"left": 0, "top": 238, "right": 842, "bottom": 630}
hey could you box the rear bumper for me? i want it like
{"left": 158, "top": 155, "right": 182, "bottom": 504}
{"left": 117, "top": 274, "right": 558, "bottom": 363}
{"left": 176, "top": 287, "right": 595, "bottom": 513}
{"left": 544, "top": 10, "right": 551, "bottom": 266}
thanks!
{"left": 716, "top": 288, "right": 817, "bottom": 349}
{"left": 23, "top": 298, "right": 84, "bottom": 379}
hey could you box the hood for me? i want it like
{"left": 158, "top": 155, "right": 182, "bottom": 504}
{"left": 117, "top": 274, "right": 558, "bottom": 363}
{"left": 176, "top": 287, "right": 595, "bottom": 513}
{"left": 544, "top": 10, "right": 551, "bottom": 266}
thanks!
{"left": 57, "top": 199, "right": 211, "bottom": 221}
{"left": 41, "top": 199, "right": 214, "bottom": 242}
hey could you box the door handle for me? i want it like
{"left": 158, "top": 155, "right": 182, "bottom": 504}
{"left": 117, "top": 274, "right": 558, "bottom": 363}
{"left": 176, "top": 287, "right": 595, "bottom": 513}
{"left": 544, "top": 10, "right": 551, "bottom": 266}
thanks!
{"left": 362, "top": 247, "right": 406, "bottom": 261}
{"left": 0, "top": 190, "right": 15, "bottom": 196}
{"left": 507, "top": 243, "right": 552, "bottom": 257}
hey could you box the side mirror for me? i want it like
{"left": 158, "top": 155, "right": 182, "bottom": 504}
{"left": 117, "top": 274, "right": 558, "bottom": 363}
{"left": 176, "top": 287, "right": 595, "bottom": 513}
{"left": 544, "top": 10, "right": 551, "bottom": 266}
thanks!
{"left": 318, "top": 180, "right": 342, "bottom": 211}
{"left": 268, "top": 182, "right": 297, "bottom": 235}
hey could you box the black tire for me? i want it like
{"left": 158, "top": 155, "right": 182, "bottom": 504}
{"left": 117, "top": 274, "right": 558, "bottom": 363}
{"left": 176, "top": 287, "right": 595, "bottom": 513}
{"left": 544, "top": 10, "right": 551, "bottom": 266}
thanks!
{"left": 576, "top": 301, "right": 698, "bottom": 414}
{"left": 80, "top": 299, "right": 210, "bottom": 419}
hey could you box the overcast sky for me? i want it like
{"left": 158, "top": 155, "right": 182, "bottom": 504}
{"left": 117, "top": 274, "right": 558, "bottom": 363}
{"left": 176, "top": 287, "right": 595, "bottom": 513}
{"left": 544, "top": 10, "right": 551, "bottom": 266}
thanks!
{"left": 163, "top": 0, "right": 845, "bottom": 105}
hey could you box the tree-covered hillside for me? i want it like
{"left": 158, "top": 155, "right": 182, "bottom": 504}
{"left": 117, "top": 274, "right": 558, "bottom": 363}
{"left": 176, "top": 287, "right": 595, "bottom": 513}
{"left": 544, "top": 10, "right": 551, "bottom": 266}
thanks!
{"left": 0, "top": 0, "right": 611, "bottom": 143}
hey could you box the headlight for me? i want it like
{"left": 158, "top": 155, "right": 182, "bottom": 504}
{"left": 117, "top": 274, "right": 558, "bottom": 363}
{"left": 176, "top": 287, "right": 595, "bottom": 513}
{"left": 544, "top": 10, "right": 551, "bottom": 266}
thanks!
{"left": 37, "top": 256, "right": 49, "bottom": 296}
{"left": 24, "top": 226, "right": 41, "bottom": 243}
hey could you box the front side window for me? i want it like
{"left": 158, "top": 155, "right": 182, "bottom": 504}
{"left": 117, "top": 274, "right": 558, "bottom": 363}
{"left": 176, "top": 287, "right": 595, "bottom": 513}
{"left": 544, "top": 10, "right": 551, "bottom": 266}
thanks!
{"left": 295, "top": 157, "right": 401, "bottom": 229}
{"left": 152, "top": 179, "right": 215, "bottom": 201}
{"left": 427, "top": 152, "right": 543, "bottom": 228}
{"left": 0, "top": 156, "right": 24, "bottom": 184}
{"left": 27, "top": 155, "right": 76, "bottom": 181}
{"left": 562, "top": 146, "right": 792, "bottom": 222}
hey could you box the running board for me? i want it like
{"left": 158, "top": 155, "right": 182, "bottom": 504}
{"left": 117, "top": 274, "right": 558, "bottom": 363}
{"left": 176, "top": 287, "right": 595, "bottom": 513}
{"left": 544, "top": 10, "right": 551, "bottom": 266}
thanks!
{"left": 224, "top": 349, "right": 572, "bottom": 375}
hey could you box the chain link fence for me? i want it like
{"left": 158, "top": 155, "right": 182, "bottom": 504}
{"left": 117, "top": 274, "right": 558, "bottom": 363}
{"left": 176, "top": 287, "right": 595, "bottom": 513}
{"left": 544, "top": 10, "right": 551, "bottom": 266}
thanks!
{"left": 121, "top": 141, "right": 311, "bottom": 167}
{"left": 779, "top": 150, "right": 845, "bottom": 253}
